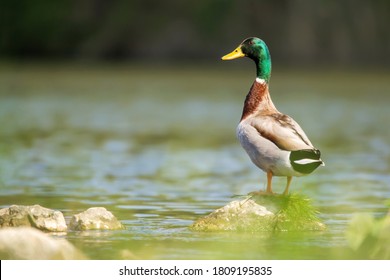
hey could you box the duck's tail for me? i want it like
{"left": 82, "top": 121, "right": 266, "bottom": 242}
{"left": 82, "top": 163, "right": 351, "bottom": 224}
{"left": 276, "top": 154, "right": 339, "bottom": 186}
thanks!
{"left": 290, "top": 149, "right": 324, "bottom": 174}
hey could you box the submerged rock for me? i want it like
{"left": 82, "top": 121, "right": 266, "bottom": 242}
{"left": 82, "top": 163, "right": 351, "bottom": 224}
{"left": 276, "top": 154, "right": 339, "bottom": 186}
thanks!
{"left": 0, "top": 204, "right": 67, "bottom": 232}
{"left": 0, "top": 227, "right": 86, "bottom": 260}
{"left": 69, "top": 207, "right": 124, "bottom": 230}
{"left": 191, "top": 193, "right": 325, "bottom": 232}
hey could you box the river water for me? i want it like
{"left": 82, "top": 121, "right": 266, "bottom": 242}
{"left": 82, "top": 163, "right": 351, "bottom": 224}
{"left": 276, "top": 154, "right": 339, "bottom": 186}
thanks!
{"left": 0, "top": 64, "right": 389, "bottom": 259}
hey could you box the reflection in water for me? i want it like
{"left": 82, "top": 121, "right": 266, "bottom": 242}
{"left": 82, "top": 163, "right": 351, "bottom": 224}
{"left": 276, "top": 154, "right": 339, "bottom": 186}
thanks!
{"left": 0, "top": 65, "right": 389, "bottom": 259}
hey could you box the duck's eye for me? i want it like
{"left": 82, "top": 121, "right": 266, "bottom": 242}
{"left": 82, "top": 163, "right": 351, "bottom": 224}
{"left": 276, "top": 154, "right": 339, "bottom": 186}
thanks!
{"left": 248, "top": 41, "right": 253, "bottom": 45}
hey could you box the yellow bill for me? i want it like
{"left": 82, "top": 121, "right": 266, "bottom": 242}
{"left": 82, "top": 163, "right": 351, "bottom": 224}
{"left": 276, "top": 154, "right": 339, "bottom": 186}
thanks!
{"left": 221, "top": 46, "right": 245, "bottom": 60}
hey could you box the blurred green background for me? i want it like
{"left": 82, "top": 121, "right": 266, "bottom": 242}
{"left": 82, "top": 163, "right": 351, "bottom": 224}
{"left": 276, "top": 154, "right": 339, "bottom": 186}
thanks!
{"left": 1, "top": 0, "right": 389, "bottom": 66}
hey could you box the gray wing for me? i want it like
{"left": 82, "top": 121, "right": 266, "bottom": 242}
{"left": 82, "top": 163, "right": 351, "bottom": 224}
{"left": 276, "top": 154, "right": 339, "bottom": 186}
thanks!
{"left": 250, "top": 113, "right": 314, "bottom": 151}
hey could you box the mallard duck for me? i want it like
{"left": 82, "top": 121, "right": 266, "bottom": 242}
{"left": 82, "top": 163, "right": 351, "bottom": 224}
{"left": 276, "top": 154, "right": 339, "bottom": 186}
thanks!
{"left": 222, "top": 37, "right": 324, "bottom": 195}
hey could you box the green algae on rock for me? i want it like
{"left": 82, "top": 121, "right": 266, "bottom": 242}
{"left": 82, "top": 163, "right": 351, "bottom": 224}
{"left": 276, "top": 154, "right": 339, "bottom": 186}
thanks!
{"left": 190, "top": 193, "right": 325, "bottom": 232}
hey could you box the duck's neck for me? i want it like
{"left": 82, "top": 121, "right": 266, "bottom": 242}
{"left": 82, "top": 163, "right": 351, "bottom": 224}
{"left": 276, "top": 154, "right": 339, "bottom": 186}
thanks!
{"left": 254, "top": 55, "right": 271, "bottom": 82}
{"left": 240, "top": 78, "right": 277, "bottom": 121}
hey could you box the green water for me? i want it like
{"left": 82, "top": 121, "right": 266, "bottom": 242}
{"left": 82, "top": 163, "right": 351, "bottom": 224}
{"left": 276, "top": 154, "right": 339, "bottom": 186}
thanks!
{"left": 0, "top": 63, "right": 389, "bottom": 259}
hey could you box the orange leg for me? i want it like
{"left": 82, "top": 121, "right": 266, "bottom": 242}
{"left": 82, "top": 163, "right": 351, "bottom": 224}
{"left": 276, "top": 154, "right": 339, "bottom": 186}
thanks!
{"left": 266, "top": 171, "right": 273, "bottom": 193}
{"left": 283, "top": 176, "right": 292, "bottom": 195}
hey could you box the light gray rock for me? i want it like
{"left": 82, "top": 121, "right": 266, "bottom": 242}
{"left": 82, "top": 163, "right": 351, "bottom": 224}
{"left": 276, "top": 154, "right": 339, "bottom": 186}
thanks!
{"left": 191, "top": 199, "right": 274, "bottom": 232}
{"left": 215, "top": 199, "right": 274, "bottom": 217}
{"left": 69, "top": 207, "right": 124, "bottom": 230}
{"left": 0, "top": 227, "right": 86, "bottom": 259}
{"left": 0, "top": 205, "right": 67, "bottom": 232}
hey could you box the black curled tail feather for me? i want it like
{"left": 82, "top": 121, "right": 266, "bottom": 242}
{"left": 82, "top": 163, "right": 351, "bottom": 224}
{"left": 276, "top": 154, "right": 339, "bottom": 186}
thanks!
{"left": 290, "top": 149, "right": 324, "bottom": 174}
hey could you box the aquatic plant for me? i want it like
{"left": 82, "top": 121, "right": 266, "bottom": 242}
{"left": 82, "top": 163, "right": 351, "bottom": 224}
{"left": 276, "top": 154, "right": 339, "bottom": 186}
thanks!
{"left": 346, "top": 206, "right": 390, "bottom": 259}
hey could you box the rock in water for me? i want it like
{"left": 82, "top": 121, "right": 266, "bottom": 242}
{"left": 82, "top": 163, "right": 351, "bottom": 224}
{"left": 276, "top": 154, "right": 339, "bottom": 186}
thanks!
{"left": 191, "top": 193, "right": 326, "bottom": 232}
{"left": 0, "top": 227, "right": 86, "bottom": 259}
{"left": 0, "top": 205, "right": 67, "bottom": 232}
{"left": 191, "top": 199, "right": 274, "bottom": 232}
{"left": 69, "top": 207, "right": 124, "bottom": 230}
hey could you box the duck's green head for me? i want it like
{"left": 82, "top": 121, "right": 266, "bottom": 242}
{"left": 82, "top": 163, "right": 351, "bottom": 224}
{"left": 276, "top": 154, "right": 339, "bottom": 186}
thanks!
{"left": 222, "top": 37, "right": 271, "bottom": 82}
